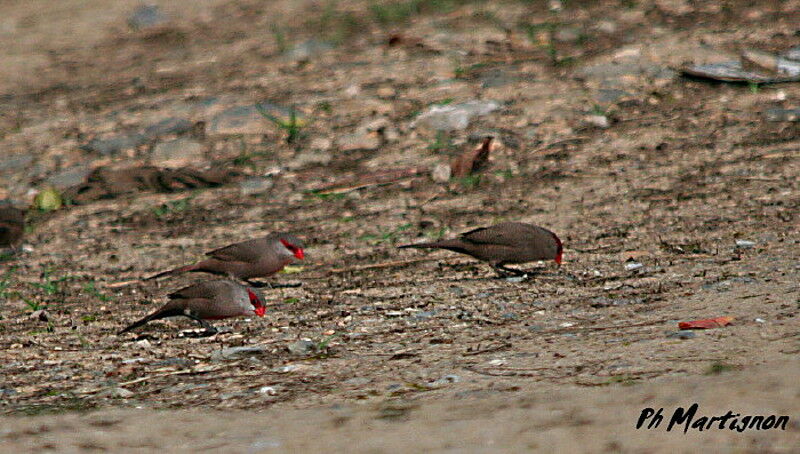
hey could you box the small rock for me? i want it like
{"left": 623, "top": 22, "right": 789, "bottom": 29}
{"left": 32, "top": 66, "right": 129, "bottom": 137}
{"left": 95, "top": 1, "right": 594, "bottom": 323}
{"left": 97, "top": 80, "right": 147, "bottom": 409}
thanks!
{"left": 431, "top": 163, "right": 452, "bottom": 183}
{"left": 554, "top": 27, "right": 581, "bottom": 43}
{"left": 103, "top": 387, "right": 134, "bottom": 398}
{"left": 336, "top": 131, "right": 381, "bottom": 151}
{"left": 286, "top": 39, "right": 334, "bottom": 61}
{"left": 29, "top": 310, "right": 48, "bottom": 322}
{"left": 239, "top": 176, "right": 274, "bottom": 196}
{"left": 595, "top": 20, "right": 617, "bottom": 34}
{"left": 431, "top": 374, "right": 461, "bottom": 386}
{"left": 211, "top": 346, "right": 269, "bottom": 361}
{"left": 505, "top": 275, "right": 527, "bottom": 283}
{"left": 258, "top": 386, "right": 277, "bottom": 395}
{"left": 82, "top": 133, "right": 147, "bottom": 156}
{"left": 135, "top": 339, "right": 152, "bottom": 349}
{"left": 277, "top": 364, "right": 300, "bottom": 373}
{"left": 207, "top": 103, "right": 299, "bottom": 137}
{"left": 412, "top": 100, "right": 500, "bottom": 131}
{"left": 309, "top": 137, "right": 333, "bottom": 151}
{"left": 595, "top": 89, "right": 632, "bottom": 104}
{"left": 585, "top": 114, "right": 610, "bottom": 128}
{"left": 286, "top": 151, "right": 332, "bottom": 169}
{"left": 754, "top": 318, "right": 766, "bottom": 324}
{"left": 151, "top": 138, "right": 205, "bottom": 168}
{"left": 625, "top": 262, "right": 644, "bottom": 271}
{"left": 45, "top": 165, "right": 92, "bottom": 190}
{"left": 286, "top": 339, "right": 316, "bottom": 356}
{"left": 0, "top": 154, "right": 34, "bottom": 174}
{"left": 344, "top": 84, "right": 361, "bottom": 97}
{"left": 410, "top": 311, "right": 435, "bottom": 321}
{"left": 151, "top": 358, "right": 194, "bottom": 368}
{"left": 656, "top": 0, "right": 693, "bottom": 15}
{"left": 590, "top": 297, "right": 641, "bottom": 307}
{"left": 128, "top": 4, "right": 168, "bottom": 30}
{"left": 785, "top": 46, "right": 800, "bottom": 61}
{"left": 344, "top": 377, "right": 371, "bottom": 386}
{"left": 143, "top": 118, "right": 193, "bottom": 139}
{"left": 576, "top": 61, "right": 673, "bottom": 89}
{"left": 735, "top": 239, "right": 756, "bottom": 249}
{"left": 501, "top": 312, "right": 518, "bottom": 320}
{"left": 376, "top": 86, "right": 396, "bottom": 98}
{"left": 480, "top": 69, "right": 515, "bottom": 88}
{"left": 666, "top": 330, "right": 696, "bottom": 340}
{"left": 765, "top": 108, "right": 800, "bottom": 122}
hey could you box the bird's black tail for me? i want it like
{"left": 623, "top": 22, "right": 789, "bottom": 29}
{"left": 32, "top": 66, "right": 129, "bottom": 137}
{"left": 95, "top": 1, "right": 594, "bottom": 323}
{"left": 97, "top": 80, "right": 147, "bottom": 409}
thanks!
{"left": 143, "top": 263, "right": 198, "bottom": 281}
{"left": 117, "top": 308, "right": 182, "bottom": 335}
{"left": 398, "top": 239, "right": 464, "bottom": 251}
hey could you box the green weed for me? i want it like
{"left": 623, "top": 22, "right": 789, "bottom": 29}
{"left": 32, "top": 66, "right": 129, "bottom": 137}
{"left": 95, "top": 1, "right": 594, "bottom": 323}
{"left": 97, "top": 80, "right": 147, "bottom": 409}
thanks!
{"left": 705, "top": 362, "right": 737, "bottom": 375}
{"left": 152, "top": 194, "right": 197, "bottom": 219}
{"left": 256, "top": 104, "right": 305, "bottom": 144}
{"left": 427, "top": 131, "right": 455, "bottom": 153}
{"left": 360, "top": 223, "right": 413, "bottom": 244}
{"left": 83, "top": 282, "right": 112, "bottom": 302}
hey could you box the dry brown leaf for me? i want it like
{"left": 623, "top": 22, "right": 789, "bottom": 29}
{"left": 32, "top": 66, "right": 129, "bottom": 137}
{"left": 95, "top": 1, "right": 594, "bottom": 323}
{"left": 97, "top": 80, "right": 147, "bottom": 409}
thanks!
{"left": 450, "top": 136, "right": 494, "bottom": 178}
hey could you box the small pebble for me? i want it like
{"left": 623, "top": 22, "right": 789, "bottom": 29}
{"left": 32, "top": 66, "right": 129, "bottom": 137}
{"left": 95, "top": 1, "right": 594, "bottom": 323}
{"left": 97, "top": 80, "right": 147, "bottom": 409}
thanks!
{"left": 258, "top": 386, "right": 277, "bottom": 395}
{"left": 666, "top": 330, "right": 696, "bottom": 340}
{"left": 735, "top": 239, "right": 756, "bottom": 248}
{"left": 625, "top": 262, "right": 644, "bottom": 271}
{"left": 29, "top": 310, "right": 48, "bottom": 322}
{"left": 505, "top": 275, "right": 528, "bottom": 283}
{"left": 585, "top": 114, "right": 610, "bottom": 128}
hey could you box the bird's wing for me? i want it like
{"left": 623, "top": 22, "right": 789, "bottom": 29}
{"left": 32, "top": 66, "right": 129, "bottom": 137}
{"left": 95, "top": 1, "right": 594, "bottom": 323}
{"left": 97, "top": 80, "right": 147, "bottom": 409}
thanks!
{"left": 168, "top": 281, "right": 220, "bottom": 300}
{"left": 205, "top": 237, "right": 266, "bottom": 263}
{"left": 460, "top": 223, "right": 536, "bottom": 247}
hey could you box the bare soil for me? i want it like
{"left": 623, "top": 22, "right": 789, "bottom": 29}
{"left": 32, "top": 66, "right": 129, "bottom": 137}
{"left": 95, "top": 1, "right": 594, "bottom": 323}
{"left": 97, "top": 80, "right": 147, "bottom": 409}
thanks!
{"left": 0, "top": 0, "right": 798, "bottom": 452}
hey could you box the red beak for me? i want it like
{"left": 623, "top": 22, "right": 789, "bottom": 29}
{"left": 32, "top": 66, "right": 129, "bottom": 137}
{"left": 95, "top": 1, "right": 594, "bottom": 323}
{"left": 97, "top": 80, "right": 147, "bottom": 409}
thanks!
{"left": 294, "top": 248, "right": 305, "bottom": 260}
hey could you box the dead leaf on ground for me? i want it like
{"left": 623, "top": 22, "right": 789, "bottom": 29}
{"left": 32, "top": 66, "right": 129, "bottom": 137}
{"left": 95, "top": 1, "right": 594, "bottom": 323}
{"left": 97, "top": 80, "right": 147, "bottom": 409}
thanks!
{"left": 450, "top": 136, "right": 494, "bottom": 178}
{"left": 678, "top": 316, "right": 734, "bottom": 330}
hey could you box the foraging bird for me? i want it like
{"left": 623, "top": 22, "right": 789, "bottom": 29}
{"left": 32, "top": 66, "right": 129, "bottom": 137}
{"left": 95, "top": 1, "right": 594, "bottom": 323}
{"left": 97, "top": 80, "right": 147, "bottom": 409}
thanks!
{"left": 145, "top": 233, "right": 305, "bottom": 285}
{"left": 0, "top": 204, "right": 25, "bottom": 250}
{"left": 398, "top": 222, "right": 562, "bottom": 276}
{"left": 118, "top": 279, "right": 266, "bottom": 335}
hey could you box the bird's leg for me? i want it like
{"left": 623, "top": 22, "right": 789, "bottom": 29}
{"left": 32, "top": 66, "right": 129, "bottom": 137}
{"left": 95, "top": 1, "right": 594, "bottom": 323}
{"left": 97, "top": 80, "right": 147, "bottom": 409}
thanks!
{"left": 181, "top": 315, "right": 218, "bottom": 337}
{"left": 491, "top": 263, "right": 527, "bottom": 278}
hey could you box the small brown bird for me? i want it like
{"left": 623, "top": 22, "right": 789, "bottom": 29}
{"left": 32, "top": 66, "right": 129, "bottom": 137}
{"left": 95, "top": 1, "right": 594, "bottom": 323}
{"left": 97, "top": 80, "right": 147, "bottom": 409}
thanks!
{"left": 118, "top": 279, "right": 266, "bottom": 335}
{"left": 0, "top": 203, "right": 25, "bottom": 250}
{"left": 145, "top": 233, "right": 305, "bottom": 285}
{"left": 398, "top": 222, "right": 562, "bottom": 276}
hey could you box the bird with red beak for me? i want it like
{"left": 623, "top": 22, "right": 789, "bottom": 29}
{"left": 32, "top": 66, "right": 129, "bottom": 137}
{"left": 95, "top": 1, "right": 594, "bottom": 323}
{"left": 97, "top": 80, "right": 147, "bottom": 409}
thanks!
{"left": 398, "top": 222, "right": 562, "bottom": 277}
{"left": 146, "top": 232, "right": 305, "bottom": 286}
{"left": 118, "top": 279, "right": 266, "bottom": 335}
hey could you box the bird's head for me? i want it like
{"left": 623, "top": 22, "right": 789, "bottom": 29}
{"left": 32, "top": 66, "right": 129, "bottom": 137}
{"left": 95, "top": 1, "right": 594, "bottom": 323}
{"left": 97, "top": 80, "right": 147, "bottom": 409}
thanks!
{"left": 278, "top": 235, "right": 305, "bottom": 260}
{"left": 247, "top": 288, "right": 266, "bottom": 317}
{"left": 552, "top": 232, "right": 563, "bottom": 266}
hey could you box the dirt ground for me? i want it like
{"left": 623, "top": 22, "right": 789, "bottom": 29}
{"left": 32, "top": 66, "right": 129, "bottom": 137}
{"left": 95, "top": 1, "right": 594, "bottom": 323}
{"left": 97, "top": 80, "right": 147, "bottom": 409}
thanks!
{"left": 0, "top": 0, "right": 798, "bottom": 452}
